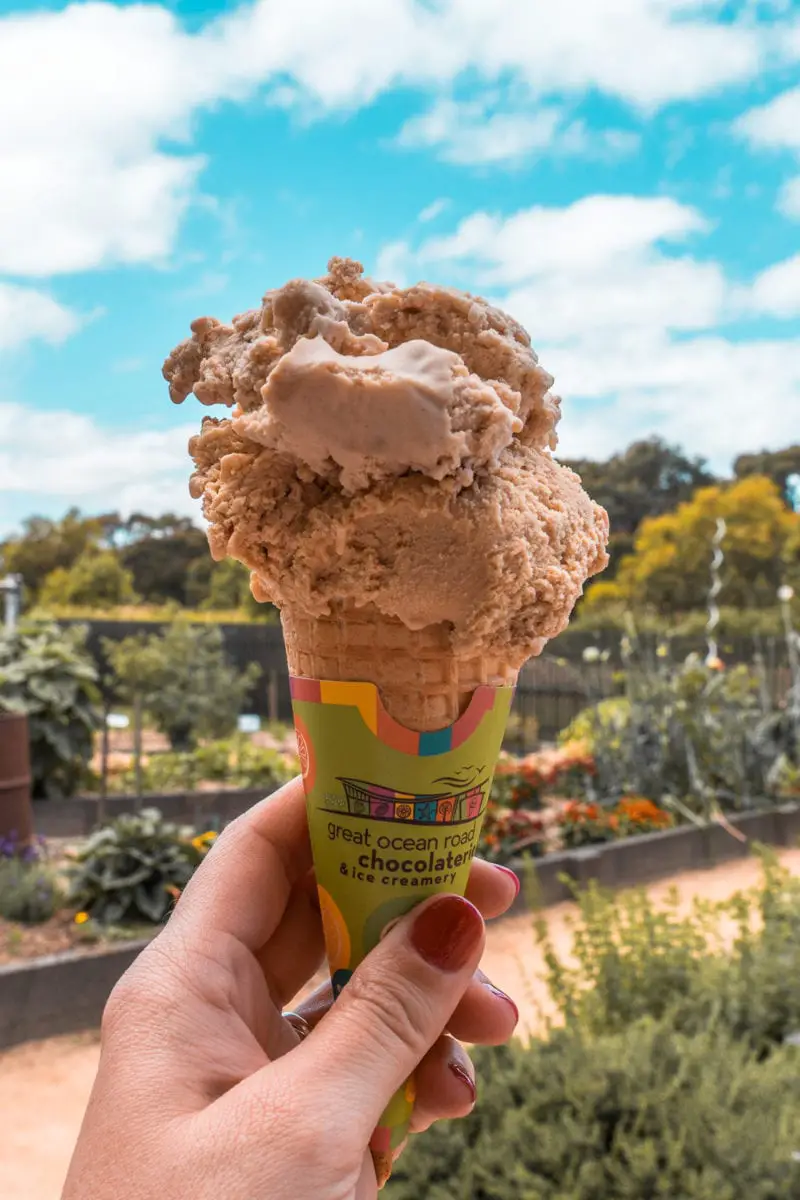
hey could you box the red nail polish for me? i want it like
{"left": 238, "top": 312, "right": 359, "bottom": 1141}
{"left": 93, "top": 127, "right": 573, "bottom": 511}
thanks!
{"left": 487, "top": 983, "right": 520, "bottom": 1026}
{"left": 493, "top": 864, "right": 521, "bottom": 898}
{"left": 410, "top": 895, "right": 483, "bottom": 972}
{"left": 448, "top": 1061, "right": 477, "bottom": 1104}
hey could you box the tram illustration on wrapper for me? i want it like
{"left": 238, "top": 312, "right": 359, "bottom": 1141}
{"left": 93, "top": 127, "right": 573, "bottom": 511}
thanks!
{"left": 324, "top": 776, "right": 488, "bottom": 825}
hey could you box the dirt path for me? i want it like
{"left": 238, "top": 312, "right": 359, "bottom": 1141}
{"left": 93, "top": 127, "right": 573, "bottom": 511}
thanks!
{"left": 2, "top": 849, "right": 799, "bottom": 1200}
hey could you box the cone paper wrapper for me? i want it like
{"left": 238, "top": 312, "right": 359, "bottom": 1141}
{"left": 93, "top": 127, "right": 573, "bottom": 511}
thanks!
{"left": 289, "top": 675, "right": 515, "bottom": 1186}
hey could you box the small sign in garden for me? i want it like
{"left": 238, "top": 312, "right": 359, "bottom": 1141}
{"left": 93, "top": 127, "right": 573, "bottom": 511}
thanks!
{"left": 237, "top": 714, "right": 261, "bottom": 734}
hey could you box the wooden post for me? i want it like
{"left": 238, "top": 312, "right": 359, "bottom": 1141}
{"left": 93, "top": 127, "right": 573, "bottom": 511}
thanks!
{"left": 133, "top": 693, "right": 143, "bottom": 812}
{"left": 268, "top": 669, "right": 279, "bottom": 725}
{"left": 98, "top": 698, "right": 110, "bottom": 828}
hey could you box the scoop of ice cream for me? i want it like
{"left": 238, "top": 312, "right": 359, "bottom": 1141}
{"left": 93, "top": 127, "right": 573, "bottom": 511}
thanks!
{"left": 164, "top": 257, "right": 560, "bottom": 446}
{"left": 165, "top": 258, "right": 608, "bottom": 664}
{"left": 235, "top": 334, "right": 520, "bottom": 493}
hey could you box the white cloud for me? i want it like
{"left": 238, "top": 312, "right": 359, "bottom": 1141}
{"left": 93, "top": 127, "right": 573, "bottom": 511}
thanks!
{"left": 415, "top": 195, "right": 709, "bottom": 285}
{"left": 398, "top": 99, "right": 563, "bottom": 165}
{"left": 418, "top": 199, "right": 450, "bottom": 223}
{"left": 375, "top": 239, "right": 413, "bottom": 287}
{"left": 748, "top": 253, "right": 800, "bottom": 317}
{"left": 0, "top": 284, "right": 83, "bottom": 351}
{"left": 0, "top": 0, "right": 781, "bottom": 279}
{"left": 397, "top": 96, "right": 640, "bottom": 166}
{"left": 0, "top": 402, "right": 199, "bottom": 520}
{"left": 779, "top": 176, "right": 800, "bottom": 218}
{"left": 735, "top": 86, "right": 800, "bottom": 217}
{"left": 735, "top": 85, "right": 800, "bottom": 153}
{"left": 551, "top": 335, "right": 800, "bottom": 469}
{"left": 377, "top": 195, "right": 800, "bottom": 470}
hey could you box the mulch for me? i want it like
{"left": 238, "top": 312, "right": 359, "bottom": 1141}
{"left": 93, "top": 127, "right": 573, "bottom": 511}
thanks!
{"left": 0, "top": 912, "right": 87, "bottom": 965}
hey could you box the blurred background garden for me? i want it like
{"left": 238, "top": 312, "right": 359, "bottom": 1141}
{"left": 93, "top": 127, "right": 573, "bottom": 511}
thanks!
{"left": 2, "top": 435, "right": 799, "bottom": 1200}
{"left": 1, "top": 434, "right": 798, "bottom": 946}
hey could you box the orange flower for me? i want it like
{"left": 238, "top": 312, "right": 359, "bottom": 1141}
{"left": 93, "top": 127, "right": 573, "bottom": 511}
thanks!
{"left": 616, "top": 797, "right": 672, "bottom": 828}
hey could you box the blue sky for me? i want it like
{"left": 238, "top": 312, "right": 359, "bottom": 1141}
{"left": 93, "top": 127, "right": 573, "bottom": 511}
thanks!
{"left": 1, "top": 0, "right": 799, "bottom": 536}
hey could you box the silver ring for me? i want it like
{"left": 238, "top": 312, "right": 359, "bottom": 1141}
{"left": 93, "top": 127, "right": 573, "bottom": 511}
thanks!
{"left": 283, "top": 1010, "right": 311, "bottom": 1041}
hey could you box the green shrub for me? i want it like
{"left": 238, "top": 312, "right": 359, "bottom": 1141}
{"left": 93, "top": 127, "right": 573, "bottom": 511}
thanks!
{"left": 0, "top": 858, "right": 63, "bottom": 923}
{"left": 0, "top": 620, "right": 99, "bottom": 799}
{"left": 560, "top": 654, "right": 781, "bottom": 817}
{"left": 68, "top": 808, "right": 205, "bottom": 925}
{"left": 103, "top": 618, "right": 261, "bottom": 750}
{"left": 39, "top": 550, "right": 138, "bottom": 609}
{"left": 390, "top": 855, "right": 800, "bottom": 1199}
{"left": 223, "top": 738, "right": 296, "bottom": 788}
{"left": 389, "top": 1026, "right": 800, "bottom": 1199}
{"left": 537, "top": 853, "right": 800, "bottom": 1054}
{"left": 102, "top": 737, "right": 297, "bottom": 795}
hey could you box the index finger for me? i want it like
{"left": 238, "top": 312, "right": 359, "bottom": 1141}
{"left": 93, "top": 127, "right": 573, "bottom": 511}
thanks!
{"left": 166, "top": 776, "right": 311, "bottom": 951}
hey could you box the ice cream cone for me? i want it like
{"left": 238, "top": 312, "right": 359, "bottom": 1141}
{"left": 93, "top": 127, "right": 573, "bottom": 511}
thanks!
{"left": 166, "top": 254, "right": 609, "bottom": 1195}
{"left": 282, "top": 602, "right": 519, "bottom": 1188}
{"left": 281, "top": 603, "right": 522, "bottom": 732}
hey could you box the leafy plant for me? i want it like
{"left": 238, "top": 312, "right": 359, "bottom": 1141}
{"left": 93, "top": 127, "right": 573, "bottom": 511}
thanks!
{"left": 389, "top": 1025, "right": 800, "bottom": 1200}
{"left": 558, "top": 797, "right": 673, "bottom": 849}
{"left": 561, "top": 651, "right": 782, "bottom": 817}
{"left": 558, "top": 800, "right": 619, "bottom": 848}
{"left": 68, "top": 808, "right": 207, "bottom": 925}
{"left": 0, "top": 857, "right": 62, "bottom": 923}
{"left": 0, "top": 621, "right": 99, "bottom": 799}
{"left": 95, "top": 737, "right": 298, "bottom": 796}
{"left": 479, "top": 804, "right": 545, "bottom": 862}
{"left": 389, "top": 856, "right": 800, "bottom": 1199}
{"left": 104, "top": 617, "right": 261, "bottom": 750}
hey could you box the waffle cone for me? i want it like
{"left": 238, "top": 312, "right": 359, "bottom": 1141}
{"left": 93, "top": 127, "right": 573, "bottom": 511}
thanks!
{"left": 281, "top": 604, "right": 518, "bottom": 733}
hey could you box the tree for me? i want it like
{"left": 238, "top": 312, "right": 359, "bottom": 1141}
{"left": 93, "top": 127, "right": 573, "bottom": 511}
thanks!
{"left": 584, "top": 475, "right": 800, "bottom": 615}
{"left": 187, "top": 556, "right": 279, "bottom": 620}
{"left": 0, "top": 509, "right": 103, "bottom": 600}
{"left": 39, "top": 551, "right": 138, "bottom": 609}
{"left": 202, "top": 559, "right": 253, "bottom": 611}
{"left": 562, "top": 439, "right": 718, "bottom": 576}
{"left": 104, "top": 618, "right": 261, "bottom": 750}
{"left": 118, "top": 514, "right": 209, "bottom": 605}
{"left": 734, "top": 445, "right": 800, "bottom": 503}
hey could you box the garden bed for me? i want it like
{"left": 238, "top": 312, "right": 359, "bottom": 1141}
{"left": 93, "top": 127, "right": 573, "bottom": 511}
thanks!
{"left": 1, "top": 912, "right": 91, "bottom": 965}
{"left": 3, "top": 799, "right": 798, "bottom": 1053}
{"left": 0, "top": 938, "right": 151, "bottom": 1050}
{"left": 32, "top": 785, "right": 270, "bottom": 838}
{"left": 0, "top": 913, "right": 153, "bottom": 965}
{"left": 510, "top": 800, "right": 800, "bottom": 908}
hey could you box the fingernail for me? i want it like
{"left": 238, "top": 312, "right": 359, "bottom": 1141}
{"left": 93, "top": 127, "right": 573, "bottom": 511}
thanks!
{"left": 485, "top": 982, "right": 520, "bottom": 1026}
{"left": 493, "top": 864, "right": 520, "bottom": 898}
{"left": 448, "top": 1061, "right": 477, "bottom": 1105}
{"left": 409, "top": 895, "right": 483, "bottom": 972}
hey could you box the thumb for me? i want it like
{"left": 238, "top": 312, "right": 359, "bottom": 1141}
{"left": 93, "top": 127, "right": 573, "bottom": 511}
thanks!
{"left": 291, "top": 894, "right": 485, "bottom": 1140}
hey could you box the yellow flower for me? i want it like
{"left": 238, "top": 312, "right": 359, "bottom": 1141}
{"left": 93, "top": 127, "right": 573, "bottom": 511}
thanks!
{"left": 656, "top": 643, "right": 669, "bottom": 659}
{"left": 191, "top": 830, "right": 218, "bottom": 851}
{"left": 74, "top": 911, "right": 90, "bottom": 925}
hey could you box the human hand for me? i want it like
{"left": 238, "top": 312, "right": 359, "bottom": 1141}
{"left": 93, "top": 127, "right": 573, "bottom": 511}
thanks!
{"left": 63, "top": 777, "right": 520, "bottom": 1200}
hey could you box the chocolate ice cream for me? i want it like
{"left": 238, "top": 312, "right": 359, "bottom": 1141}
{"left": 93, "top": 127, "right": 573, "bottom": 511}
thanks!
{"left": 164, "top": 258, "right": 608, "bottom": 667}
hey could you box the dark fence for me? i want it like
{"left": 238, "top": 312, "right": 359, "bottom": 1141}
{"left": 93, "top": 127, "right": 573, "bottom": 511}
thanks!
{"left": 64, "top": 618, "right": 293, "bottom": 722}
{"left": 67, "top": 620, "right": 793, "bottom": 750}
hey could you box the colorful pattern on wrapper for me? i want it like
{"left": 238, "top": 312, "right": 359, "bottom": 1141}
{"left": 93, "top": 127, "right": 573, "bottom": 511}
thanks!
{"left": 290, "top": 677, "right": 514, "bottom": 1189}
